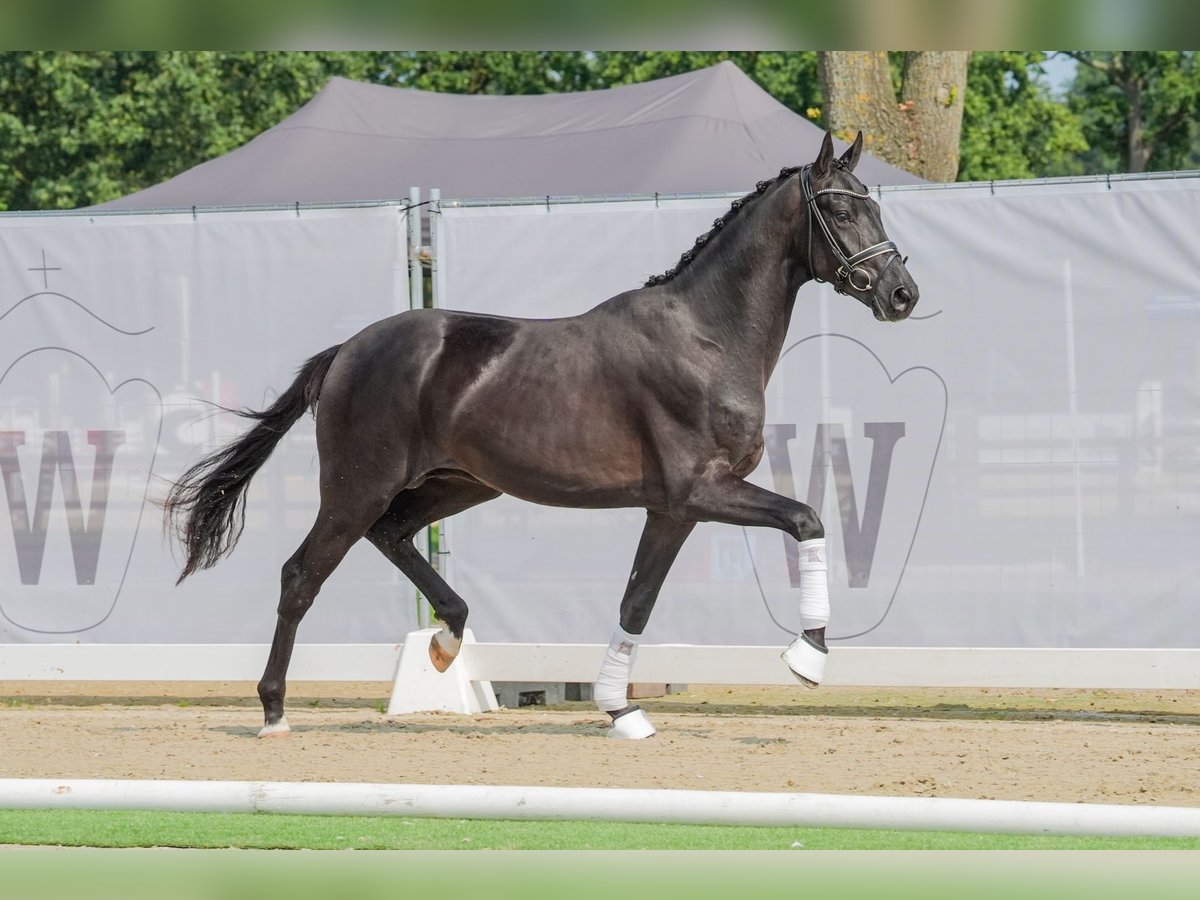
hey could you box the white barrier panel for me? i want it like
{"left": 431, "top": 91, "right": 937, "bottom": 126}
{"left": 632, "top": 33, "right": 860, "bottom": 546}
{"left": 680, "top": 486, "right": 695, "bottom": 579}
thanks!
{"left": 5, "top": 778, "right": 1200, "bottom": 836}
{"left": 0, "top": 204, "right": 411, "bottom": 647}
{"left": 4, "top": 642, "right": 1199, "bottom": 689}
{"left": 436, "top": 178, "right": 1200, "bottom": 651}
{"left": 8, "top": 176, "right": 1200, "bottom": 688}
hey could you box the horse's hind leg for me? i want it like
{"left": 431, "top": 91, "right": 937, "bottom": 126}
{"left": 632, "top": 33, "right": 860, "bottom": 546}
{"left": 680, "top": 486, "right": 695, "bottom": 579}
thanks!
{"left": 257, "top": 498, "right": 386, "bottom": 737}
{"left": 365, "top": 475, "right": 500, "bottom": 671}
{"left": 596, "top": 512, "right": 695, "bottom": 740}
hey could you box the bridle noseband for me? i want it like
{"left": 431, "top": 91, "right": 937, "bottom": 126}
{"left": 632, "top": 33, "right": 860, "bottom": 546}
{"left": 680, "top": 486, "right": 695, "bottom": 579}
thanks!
{"left": 802, "top": 162, "right": 907, "bottom": 298}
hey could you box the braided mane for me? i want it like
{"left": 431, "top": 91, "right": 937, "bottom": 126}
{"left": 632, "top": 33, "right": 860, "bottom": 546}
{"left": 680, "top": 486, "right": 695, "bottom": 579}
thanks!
{"left": 644, "top": 165, "right": 805, "bottom": 288}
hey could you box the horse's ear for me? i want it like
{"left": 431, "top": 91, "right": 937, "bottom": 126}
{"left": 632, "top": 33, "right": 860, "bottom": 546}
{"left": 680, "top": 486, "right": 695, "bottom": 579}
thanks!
{"left": 840, "top": 131, "right": 864, "bottom": 172}
{"left": 814, "top": 131, "right": 835, "bottom": 178}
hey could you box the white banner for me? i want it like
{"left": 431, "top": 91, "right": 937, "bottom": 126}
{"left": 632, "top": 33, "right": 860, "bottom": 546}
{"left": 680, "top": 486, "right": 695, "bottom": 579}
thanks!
{"left": 0, "top": 205, "right": 411, "bottom": 644}
{"left": 436, "top": 178, "right": 1200, "bottom": 649}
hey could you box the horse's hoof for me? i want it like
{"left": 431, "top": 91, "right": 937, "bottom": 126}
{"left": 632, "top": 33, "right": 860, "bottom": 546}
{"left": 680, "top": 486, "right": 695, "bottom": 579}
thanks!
{"left": 429, "top": 634, "right": 457, "bottom": 672}
{"left": 607, "top": 706, "right": 655, "bottom": 740}
{"left": 782, "top": 633, "right": 828, "bottom": 688}
{"left": 258, "top": 717, "right": 291, "bottom": 738}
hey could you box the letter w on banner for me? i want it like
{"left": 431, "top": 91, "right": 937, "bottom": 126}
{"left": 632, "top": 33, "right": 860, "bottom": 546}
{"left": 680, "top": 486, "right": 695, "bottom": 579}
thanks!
{"left": 756, "top": 334, "right": 946, "bottom": 640}
{"left": 0, "top": 349, "right": 160, "bottom": 634}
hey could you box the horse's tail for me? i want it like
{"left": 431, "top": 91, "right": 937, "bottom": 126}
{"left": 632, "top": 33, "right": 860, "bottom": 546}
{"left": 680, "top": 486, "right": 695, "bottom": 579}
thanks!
{"left": 164, "top": 344, "right": 343, "bottom": 583}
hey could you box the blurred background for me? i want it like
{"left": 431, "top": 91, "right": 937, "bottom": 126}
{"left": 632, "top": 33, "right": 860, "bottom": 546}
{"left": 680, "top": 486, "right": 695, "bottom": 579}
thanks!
{"left": 1, "top": 0, "right": 1198, "bottom": 212}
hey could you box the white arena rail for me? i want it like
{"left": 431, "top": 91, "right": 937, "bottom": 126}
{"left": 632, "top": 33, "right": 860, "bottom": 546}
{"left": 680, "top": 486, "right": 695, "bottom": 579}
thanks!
{"left": 5, "top": 778, "right": 1200, "bottom": 836}
{"left": 3, "top": 635, "right": 1199, "bottom": 707}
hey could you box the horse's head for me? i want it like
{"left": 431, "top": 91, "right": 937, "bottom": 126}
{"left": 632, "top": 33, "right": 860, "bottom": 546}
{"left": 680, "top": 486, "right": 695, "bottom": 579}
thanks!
{"left": 801, "top": 132, "right": 919, "bottom": 322}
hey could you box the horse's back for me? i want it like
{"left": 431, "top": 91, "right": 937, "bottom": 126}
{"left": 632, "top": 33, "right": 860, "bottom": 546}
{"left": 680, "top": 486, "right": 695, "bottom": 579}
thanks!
{"left": 430, "top": 306, "right": 657, "bottom": 506}
{"left": 313, "top": 303, "right": 688, "bottom": 507}
{"left": 312, "top": 308, "right": 597, "bottom": 488}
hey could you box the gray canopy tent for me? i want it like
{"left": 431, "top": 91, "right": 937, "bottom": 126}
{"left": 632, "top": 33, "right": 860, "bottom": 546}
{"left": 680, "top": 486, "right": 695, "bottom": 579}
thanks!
{"left": 100, "top": 61, "right": 922, "bottom": 210}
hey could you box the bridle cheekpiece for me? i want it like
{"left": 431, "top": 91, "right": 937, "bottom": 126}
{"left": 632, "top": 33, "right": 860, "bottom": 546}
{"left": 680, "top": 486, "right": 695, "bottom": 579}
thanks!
{"left": 801, "top": 161, "right": 906, "bottom": 297}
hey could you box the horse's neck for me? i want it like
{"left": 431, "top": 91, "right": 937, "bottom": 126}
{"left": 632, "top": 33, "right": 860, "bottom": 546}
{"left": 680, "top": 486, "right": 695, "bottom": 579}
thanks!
{"left": 676, "top": 185, "right": 808, "bottom": 378}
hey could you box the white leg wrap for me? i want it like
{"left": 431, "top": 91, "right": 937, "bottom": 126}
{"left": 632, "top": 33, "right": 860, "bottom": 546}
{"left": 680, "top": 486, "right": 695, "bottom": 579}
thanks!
{"left": 797, "top": 538, "right": 830, "bottom": 630}
{"left": 594, "top": 626, "right": 639, "bottom": 712}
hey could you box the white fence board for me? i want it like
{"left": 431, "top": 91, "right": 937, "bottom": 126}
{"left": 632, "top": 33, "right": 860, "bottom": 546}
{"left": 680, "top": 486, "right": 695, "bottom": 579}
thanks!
{"left": 3, "top": 643, "right": 1198, "bottom": 690}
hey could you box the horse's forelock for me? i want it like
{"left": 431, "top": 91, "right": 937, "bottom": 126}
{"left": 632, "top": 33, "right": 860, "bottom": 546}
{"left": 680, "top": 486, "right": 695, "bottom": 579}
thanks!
{"left": 821, "top": 158, "right": 870, "bottom": 196}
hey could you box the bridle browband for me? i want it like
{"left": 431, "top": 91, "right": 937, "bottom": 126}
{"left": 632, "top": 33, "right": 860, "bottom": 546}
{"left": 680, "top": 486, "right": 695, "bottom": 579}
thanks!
{"left": 801, "top": 162, "right": 907, "bottom": 298}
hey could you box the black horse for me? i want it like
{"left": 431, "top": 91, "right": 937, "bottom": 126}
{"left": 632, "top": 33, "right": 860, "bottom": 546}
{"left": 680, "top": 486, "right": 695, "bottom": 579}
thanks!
{"left": 165, "top": 132, "right": 919, "bottom": 739}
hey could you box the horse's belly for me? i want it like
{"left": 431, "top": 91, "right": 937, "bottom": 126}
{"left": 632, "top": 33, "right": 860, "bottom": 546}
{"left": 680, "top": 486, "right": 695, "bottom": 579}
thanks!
{"left": 449, "top": 405, "right": 650, "bottom": 509}
{"left": 433, "top": 322, "right": 659, "bottom": 507}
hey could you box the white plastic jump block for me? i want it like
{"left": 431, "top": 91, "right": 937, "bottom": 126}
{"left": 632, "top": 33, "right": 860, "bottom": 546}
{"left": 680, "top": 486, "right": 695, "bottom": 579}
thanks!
{"left": 387, "top": 627, "right": 499, "bottom": 715}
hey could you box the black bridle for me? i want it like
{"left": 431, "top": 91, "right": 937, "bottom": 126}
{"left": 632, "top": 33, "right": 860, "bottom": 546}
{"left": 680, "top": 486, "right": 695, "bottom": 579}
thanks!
{"left": 802, "top": 163, "right": 907, "bottom": 300}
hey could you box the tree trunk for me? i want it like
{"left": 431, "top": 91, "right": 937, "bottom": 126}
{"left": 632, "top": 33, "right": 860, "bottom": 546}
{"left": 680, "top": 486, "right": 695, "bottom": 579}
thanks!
{"left": 817, "top": 51, "right": 909, "bottom": 165}
{"left": 818, "top": 50, "right": 970, "bottom": 182}
{"left": 1124, "top": 78, "right": 1149, "bottom": 173}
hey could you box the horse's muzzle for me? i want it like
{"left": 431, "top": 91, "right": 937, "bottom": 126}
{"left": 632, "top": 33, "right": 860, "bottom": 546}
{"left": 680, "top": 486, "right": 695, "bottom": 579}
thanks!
{"left": 891, "top": 284, "right": 917, "bottom": 318}
{"left": 874, "top": 283, "right": 918, "bottom": 322}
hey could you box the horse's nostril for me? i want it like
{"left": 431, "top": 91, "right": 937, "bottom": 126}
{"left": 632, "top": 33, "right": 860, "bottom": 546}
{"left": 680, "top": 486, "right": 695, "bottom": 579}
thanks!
{"left": 892, "top": 287, "right": 911, "bottom": 310}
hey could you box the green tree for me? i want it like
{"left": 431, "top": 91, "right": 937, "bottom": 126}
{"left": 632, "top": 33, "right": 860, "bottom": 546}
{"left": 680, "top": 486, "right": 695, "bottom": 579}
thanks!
{"left": 13, "top": 50, "right": 1188, "bottom": 211}
{"left": 0, "top": 51, "right": 383, "bottom": 210}
{"left": 1065, "top": 51, "right": 1200, "bottom": 174}
{"left": 381, "top": 51, "right": 597, "bottom": 94}
{"left": 957, "top": 51, "right": 1087, "bottom": 181}
{"left": 592, "top": 51, "right": 820, "bottom": 118}
{"left": 0, "top": 53, "right": 125, "bottom": 209}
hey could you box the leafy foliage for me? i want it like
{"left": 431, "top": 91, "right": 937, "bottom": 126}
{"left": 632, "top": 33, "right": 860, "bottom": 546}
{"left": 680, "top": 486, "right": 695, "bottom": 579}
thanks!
{"left": 1, "top": 50, "right": 1195, "bottom": 211}
{"left": 1066, "top": 51, "right": 1200, "bottom": 173}
{"left": 958, "top": 52, "right": 1087, "bottom": 181}
{"left": 593, "top": 51, "right": 821, "bottom": 119}
{"left": 0, "top": 51, "right": 381, "bottom": 210}
{"left": 383, "top": 51, "right": 596, "bottom": 95}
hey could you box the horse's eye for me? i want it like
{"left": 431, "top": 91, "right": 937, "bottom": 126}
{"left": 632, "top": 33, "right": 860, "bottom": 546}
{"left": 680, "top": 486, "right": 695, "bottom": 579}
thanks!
{"left": 835, "top": 211, "right": 851, "bottom": 224}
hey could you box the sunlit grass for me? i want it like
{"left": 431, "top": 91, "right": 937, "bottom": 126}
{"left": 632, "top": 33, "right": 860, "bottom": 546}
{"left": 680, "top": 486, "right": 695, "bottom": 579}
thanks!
{"left": 1, "top": 808, "right": 1196, "bottom": 851}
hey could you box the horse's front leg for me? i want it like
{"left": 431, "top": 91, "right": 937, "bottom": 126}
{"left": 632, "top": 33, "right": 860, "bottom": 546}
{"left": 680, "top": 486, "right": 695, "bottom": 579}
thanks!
{"left": 677, "top": 471, "right": 830, "bottom": 687}
{"left": 595, "top": 512, "right": 695, "bottom": 739}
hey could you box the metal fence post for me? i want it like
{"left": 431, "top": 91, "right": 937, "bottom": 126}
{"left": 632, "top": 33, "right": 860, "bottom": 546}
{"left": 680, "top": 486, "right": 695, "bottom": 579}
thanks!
{"left": 427, "top": 189, "right": 444, "bottom": 582}
{"left": 408, "top": 188, "right": 430, "bottom": 627}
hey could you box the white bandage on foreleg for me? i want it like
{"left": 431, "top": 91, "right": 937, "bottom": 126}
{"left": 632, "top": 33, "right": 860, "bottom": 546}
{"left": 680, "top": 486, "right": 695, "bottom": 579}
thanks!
{"left": 594, "top": 625, "right": 640, "bottom": 712}
{"left": 797, "top": 538, "right": 830, "bottom": 630}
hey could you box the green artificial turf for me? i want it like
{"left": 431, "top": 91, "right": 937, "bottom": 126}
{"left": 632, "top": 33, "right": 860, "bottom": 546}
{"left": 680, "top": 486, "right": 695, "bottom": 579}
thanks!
{"left": 1, "top": 808, "right": 1197, "bottom": 851}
